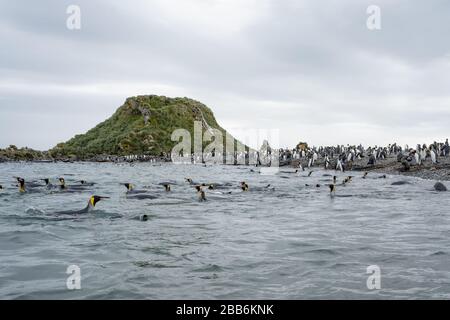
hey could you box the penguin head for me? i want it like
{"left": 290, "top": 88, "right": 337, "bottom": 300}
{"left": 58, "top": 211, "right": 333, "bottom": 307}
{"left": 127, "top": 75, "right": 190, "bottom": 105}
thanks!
{"left": 0, "top": 185, "right": 3, "bottom": 190}
{"left": 240, "top": 181, "right": 249, "bottom": 191}
{"left": 329, "top": 184, "right": 336, "bottom": 193}
{"left": 17, "top": 178, "right": 25, "bottom": 192}
{"left": 163, "top": 184, "right": 171, "bottom": 192}
{"left": 59, "top": 178, "right": 65, "bottom": 186}
{"left": 185, "top": 178, "right": 192, "bottom": 184}
{"left": 42, "top": 178, "right": 50, "bottom": 185}
{"left": 140, "top": 214, "right": 149, "bottom": 221}
{"left": 80, "top": 180, "right": 86, "bottom": 185}
{"left": 89, "top": 195, "right": 109, "bottom": 207}
{"left": 208, "top": 184, "right": 214, "bottom": 190}
{"left": 124, "top": 183, "right": 133, "bottom": 191}
{"left": 195, "top": 185, "right": 202, "bottom": 192}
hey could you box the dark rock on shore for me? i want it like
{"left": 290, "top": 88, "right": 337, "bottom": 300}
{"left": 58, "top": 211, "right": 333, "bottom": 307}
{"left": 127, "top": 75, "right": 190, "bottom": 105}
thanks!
{"left": 434, "top": 182, "right": 447, "bottom": 192}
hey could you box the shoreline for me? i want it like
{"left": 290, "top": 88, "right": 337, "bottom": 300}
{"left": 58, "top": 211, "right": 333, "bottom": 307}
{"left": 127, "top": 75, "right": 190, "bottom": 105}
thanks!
{"left": 350, "top": 155, "right": 450, "bottom": 182}
{"left": 2, "top": 155, "right": 450, "bottom": 182}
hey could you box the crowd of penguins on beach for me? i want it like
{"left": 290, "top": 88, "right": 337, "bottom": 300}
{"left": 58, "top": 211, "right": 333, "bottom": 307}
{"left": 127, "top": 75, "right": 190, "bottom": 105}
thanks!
{"left": 0, "top": 139, "right": 448, "bottom": 217}
{"left": 278, "top": 139, "right": 450, "bottom": 170}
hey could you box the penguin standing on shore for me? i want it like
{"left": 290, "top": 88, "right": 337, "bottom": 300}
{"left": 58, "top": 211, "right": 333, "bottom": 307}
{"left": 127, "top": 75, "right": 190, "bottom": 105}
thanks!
{"left": 430, "top": 148, "right": 437, "bottom": 164}
{"left": 324, "top": 155, "right": 330, "bottom": 170}
{"left": 336, "top": 159, "right": 344, "bottom": 172}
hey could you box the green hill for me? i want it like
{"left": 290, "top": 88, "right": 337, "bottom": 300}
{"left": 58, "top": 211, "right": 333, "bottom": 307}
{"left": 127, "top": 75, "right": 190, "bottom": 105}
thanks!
{"left": 51, "top": 95, "right": 246, "bottom": 159}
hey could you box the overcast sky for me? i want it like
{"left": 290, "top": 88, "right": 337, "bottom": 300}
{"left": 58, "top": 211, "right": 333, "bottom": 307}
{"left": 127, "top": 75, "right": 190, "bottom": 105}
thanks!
{"left": 1, "top": 0, "right": 449, "bottom": 150}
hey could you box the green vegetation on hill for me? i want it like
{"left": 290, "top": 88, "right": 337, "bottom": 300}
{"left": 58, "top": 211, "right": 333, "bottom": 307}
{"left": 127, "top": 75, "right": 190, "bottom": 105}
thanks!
{"left": 50, "top": 95, "right": 245, "bottom": 159}
{"left": 0, "top": 145, "right": 50, "bottom": 162}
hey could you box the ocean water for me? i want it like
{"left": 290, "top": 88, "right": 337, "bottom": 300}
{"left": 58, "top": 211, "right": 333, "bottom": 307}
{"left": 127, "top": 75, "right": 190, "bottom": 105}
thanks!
{"left": 0, "top": 162, "right": 449, "bottom": 299}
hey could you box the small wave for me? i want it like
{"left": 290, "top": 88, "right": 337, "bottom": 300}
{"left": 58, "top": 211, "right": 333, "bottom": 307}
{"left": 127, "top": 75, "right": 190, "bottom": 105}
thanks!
{"left": 133, "top": 261, "right": 178, "bottom": 268}
{"left": 429, "top": 251, "right": 446, "bottom": 256}
{"left": 305, "top": 248, "right": 340, "bottom": 255}
{"left": 192, "top": 264, "right": 224, "bottom": 273}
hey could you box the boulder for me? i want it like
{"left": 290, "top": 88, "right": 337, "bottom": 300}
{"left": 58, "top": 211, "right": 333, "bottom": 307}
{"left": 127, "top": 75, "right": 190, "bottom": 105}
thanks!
{"left": 434, "top": 182, "right": 447, "bottom": 192}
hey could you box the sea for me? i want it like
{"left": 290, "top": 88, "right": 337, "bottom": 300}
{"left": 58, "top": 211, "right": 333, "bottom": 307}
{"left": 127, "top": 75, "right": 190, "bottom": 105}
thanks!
{"left": 0, "top": 162, "right": 449, "bottom": 299}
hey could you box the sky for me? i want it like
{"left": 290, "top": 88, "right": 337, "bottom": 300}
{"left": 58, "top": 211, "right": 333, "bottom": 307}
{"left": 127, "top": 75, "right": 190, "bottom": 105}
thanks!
{"left": 1, "top": 0, "right": 450, "bottom": 150}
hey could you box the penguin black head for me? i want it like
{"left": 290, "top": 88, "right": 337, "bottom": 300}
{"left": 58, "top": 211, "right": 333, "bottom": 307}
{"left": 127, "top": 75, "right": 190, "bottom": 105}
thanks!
{"left": 17, "top": 178, "right": 25, "bottom": 192}
{"left": 195, "top": 185, "right": 202, "bottom": 192}
{"left": 89, "top": 195, "right": 109, "bottom": 207}
{"left": 140, "top": 214, "right": 149, "bottom": 221}
{"left": 185, "top": 178, "right": 193, "bottom": 184}
{"left": 80, "top": 180, "right": 86, "bottom": 185}
{"left": 0, "top": 185, "right": 3, "bottom": 190}
{"left": 240, "top": 181, "right": 249, "bottom": 191}
{"left": 363, "top": 172, "right": 368, "bottom": 179}
{"left": 308, "top": 171, "right": 313, "bottom": 177}
{"left": 208, "top": 184, "right": 214, "bottom": 190}
{"left": 124, "top": 183, "right": 133, "bottom": 191}
{"left": 59, "top": 177, "right": 66, "bottom": 187}
{"left": 329, "top": 184, "right": 336, "bottom": 193}
{"left": 316, "top": 184, "right": 321, "bottom": 188}
{"left": 163, "top": 184, "right": 171, "bottom": 192}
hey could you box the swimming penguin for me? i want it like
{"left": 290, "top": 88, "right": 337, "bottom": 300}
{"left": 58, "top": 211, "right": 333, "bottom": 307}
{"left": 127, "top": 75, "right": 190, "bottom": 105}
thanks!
{"left": 140, "top": 214, "right": 149, "bottom": 221}
{"left": 123, "top": 183, "right": 158, "bottom": 200}
{"left": 123, "top": 183, "right": 147, "bottom": 194}
{"left": 195, "top": 185, "right": 207, "bottom": 201}
{"left": 329, "top": 184, "right": 336, "bottom": 197}
{"left": 362, "top": 172, "right": 368, "bottom": 179}
{"left": 163, "top": 184, "right": 171, "bottom": 192}
{"left": 185, "top": 178, "right": 197, "bottom": 185}
{"left": 240, "top": 182, "right": 249, "bottom": 191}
{"left": 55, "top": 195, "right": 109, "bottom": 215}
{"left": 42, "top": 178, "right": 56, "bottom": 190}
{"left": 57, "top": 178, "right": 89, "bottom": 192}
{"left": 58, "top": 178, "right": 66, "bottom": 190}
{"left": 333, "top": 176, "right": 337, "bottom": 184}
{"left": 15, "top": 177, "right": 41, "bottom": 188}
{"left": 79, "top": 180, "right": 96, "bottom": 186}
{"left": 17, "top": 178, "right": 26, "bottom": 193}
{"left": 342, "top": 176, "right": 353, "bottom": 185}
{"left": 308, "top": 171, "right": 313, "bottom": 177}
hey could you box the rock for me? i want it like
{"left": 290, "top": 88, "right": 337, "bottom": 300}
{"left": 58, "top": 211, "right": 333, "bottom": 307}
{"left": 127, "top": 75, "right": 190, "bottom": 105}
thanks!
{"left": 434, "top": 182, "right": 447, "bottom": 192}
{"left": 401, "top": 159, "right": 411, "bottom": 172}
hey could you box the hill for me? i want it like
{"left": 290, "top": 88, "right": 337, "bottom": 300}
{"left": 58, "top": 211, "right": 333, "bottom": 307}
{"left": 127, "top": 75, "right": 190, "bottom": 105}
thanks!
{"left": 50, "top": 95, "right": 246, "bottom": 159}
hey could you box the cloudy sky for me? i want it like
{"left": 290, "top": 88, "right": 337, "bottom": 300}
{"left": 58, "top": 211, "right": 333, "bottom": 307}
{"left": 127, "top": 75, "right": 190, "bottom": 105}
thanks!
{"left": 1, "top": 0, "right": 449, "bottom": 150}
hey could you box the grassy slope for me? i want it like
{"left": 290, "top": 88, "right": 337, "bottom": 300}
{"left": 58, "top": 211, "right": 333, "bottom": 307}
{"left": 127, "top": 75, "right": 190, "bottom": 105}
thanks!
{"left": 51, "top": 95, "right": 245, "bottom": 158}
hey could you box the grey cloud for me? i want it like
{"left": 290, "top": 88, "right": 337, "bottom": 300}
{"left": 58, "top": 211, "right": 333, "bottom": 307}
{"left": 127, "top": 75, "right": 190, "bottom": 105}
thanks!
{"left": 0, "top": 0, "right": 449, "bottom": 150}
